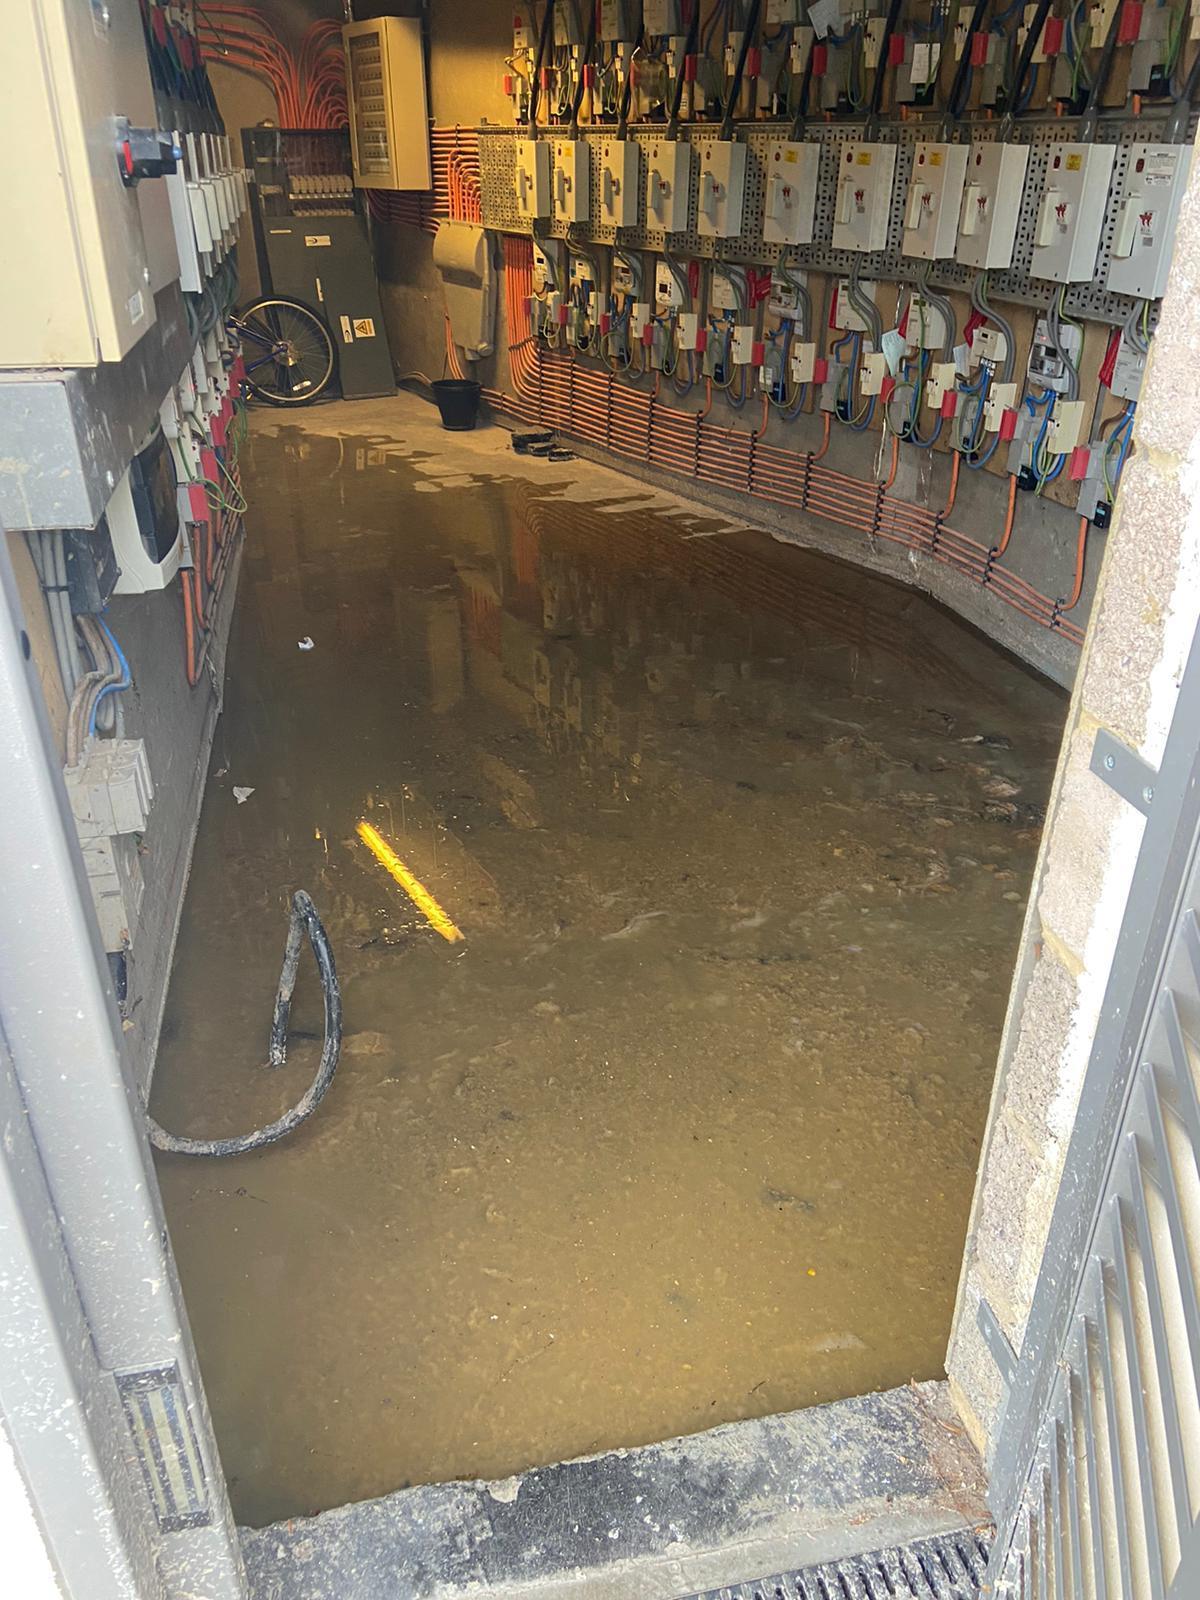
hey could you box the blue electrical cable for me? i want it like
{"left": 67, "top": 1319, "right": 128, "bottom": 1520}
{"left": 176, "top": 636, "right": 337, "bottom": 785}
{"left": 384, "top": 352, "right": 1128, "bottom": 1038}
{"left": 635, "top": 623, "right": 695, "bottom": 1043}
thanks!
{"left": 89, "top": 618, "right": 132, "bottom": 734}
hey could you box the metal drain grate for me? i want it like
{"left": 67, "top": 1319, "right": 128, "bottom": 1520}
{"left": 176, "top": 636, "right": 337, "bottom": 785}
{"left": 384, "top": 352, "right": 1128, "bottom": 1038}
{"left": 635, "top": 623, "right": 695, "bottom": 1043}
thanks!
{"left": 680, "top": 1528, "right": 991, "bottom": 1600}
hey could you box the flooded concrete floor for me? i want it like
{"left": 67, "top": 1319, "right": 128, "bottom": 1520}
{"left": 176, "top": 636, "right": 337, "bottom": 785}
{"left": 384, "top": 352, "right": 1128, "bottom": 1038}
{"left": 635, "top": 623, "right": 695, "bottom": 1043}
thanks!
{"left": 151, "top": 405, "right": 1066, "bottom": 1527}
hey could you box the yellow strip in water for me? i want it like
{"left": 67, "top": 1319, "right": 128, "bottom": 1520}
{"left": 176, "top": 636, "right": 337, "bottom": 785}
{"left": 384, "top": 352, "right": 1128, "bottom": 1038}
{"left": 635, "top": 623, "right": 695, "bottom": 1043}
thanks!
{"left": 356, "top": 819, "right": 465, "bottom": 943}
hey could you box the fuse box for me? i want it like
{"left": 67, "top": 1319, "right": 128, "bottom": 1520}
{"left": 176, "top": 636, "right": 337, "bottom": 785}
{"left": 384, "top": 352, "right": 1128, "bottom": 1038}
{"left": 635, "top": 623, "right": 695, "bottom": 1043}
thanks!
{"left": 832, "top": 143, "right": 898, "bottom": 253}
{"left": 956, "top": 142, "right": 1029, "bottom": 269}
{"left": 514, "top": 137, "right": 551, "bottom": 219}
{"left": 1106, "top": 143, "right": 1192, "bottom": 299}
{"left": 762, "top": 140, "right": 820, "bottom": 246}
{"left": 1027, "top": 316, "right": 1083, "bottom": 393}
{"left": 1031, "top": 142, "right": 1116, "bottom": 282}
{"left": 599, "top": 140, "right": 640, "bottom": 227}
{"left": 697, "top": 140, "right": 749, "bottom": 238}
{"left": 553, "top": 138, "right": 591, "bottom": 223}
{"left": 645, "top": 138, "right": 693, "bottom": 233}
{"left": 902, "top": 141, "right": 970, "bottom": 260}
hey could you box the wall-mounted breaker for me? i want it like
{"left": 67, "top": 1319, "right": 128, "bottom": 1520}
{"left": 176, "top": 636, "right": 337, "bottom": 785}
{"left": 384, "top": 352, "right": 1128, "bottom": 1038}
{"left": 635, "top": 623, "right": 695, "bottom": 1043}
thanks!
{"left": 645, "top": 138, "right": 693, "bottom": 233}
{"left": 1031, "top": 142, "right": 1116, "bottom": 282}
{"left": 955, "top": 142, "right": 1030, "bottom": 269}
{"left": 1105, "top": 143, "right": 1192, "bottom": 300}
{"left": 514, "top": 136, "right": 552, "bottom": 219}
{"left": 832, "top": 143, "right": 897, "bottom": 253}
{"left": 902, "top": 141, "right": 970, "bottom": 260}
{"left": 762, "top": 140, "right": 820, "bottom": 246}
{"left": 599, "top": 140, "right": 640, "bottom": 227}
{"left": 553, "top": 138, "right": 591, "bottom": 223}
{"left": 697, "top": 140, "right": 749, "bottom": 238}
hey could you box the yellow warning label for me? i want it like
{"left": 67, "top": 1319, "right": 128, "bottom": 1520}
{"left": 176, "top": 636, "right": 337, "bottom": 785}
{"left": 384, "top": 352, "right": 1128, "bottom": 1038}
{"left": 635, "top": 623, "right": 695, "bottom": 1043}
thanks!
{"left": 855, "top": 151, "right": 872, "bottom": 166}
{"left": 1065, "top": 153, "right": 1082, "bottom": 171}
{"left": 352, "top": 318, "right": 376, "bottom": 338}
{"left": 929, "top": 151, "right": 943, "bottom": 167}
{"left": 783, "top": 149, "right": 798, "bottom": 164}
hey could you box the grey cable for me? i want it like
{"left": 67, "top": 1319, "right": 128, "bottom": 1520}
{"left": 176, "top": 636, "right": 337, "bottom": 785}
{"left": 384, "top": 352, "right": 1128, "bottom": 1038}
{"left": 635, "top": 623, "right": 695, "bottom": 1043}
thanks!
{"left": 971, "top": 269, "right": 1017, "bottom": 383}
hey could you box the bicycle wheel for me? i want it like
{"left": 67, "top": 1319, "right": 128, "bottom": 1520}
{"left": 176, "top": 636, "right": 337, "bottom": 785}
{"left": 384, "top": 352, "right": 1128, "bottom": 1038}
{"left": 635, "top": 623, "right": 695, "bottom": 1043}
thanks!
{"left": 235, "top": 296, "right": 337, "bottom": 406}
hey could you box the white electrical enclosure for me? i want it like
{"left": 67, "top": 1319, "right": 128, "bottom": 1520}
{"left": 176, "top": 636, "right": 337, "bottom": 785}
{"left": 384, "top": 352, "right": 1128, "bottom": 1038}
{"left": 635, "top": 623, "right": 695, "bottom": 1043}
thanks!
{"left": 645, "top": 138, "right": 693, "bottom": 232}
{"left": 553, "top": 138, "right": 591, "bottom": 223}
{"left": 902, "top": 141, "right": 970, "bottom": 260}
{"left": 599, "top": 140, "right": 641, "bottom": 227}
{"left": 514, "top": 137, "right": 552, "bottom": 219}
{"left": 344, "top": 16, "right": 431, "bottom": 190}
{"left": 697, "top": 140, "right": 749, "bottom": 238}
{"left": 832, "top": 143, "right": 898, "bottom": 252}
{"left": 956, "top": 142, "right": 1030, "bottom": 269}
{"left": 762, "top": 140, "right": 820, "bottom": 246}
{"left": 1031, "top": 142, "right": 1116, "bottom": 282}
{"left": 1106, "top": 143, "right": 1192, "bottom": 299}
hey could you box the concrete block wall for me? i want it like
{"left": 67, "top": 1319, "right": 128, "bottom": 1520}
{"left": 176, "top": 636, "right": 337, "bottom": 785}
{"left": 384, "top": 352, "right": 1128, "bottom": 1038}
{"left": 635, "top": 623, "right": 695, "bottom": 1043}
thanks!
{"left": 946, "top": 152, "right": 1200, "bottom": 1461}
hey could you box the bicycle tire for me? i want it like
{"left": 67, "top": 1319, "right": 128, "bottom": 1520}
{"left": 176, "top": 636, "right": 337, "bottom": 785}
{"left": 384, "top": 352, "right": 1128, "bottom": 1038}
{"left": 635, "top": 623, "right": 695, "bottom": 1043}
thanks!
{"left": 235, "top": 296, "right": 337, "bottom": 406}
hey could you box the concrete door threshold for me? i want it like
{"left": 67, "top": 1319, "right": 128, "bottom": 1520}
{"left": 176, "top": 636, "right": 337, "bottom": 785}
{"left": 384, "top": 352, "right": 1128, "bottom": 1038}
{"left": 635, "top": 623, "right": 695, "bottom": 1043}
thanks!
{"left": 240, "top": 1380, "right": 989, "bottom": 1599}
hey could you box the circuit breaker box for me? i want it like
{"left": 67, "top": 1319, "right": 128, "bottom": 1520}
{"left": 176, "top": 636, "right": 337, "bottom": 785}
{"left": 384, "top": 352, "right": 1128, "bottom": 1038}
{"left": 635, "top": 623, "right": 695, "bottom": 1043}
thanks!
{"left": 1, "top": 0, "right": 181, "bottom": 366}
{"left": 1031, "top": 142, "right": 1116, "bottom": 282}
{"left": 1106, "top": 143, "right": 1192, "bottom": 299}
{"left": 832, "top": 143, "right": 897, "bottom": 252}
{"left": 645, "top": 138, "right": 693, "bottom": 233}
{"left": 515, "top": 137, "right": 552, "bottom": 219}
{"left": 343, "top": 16, "right": 431, "bottom": 190}
{"left": 955, "top": 142, "right": 1030, "bottom": 269}
{"left": 902, "top": 141, "right": 970, "bottom": 260}
{"left": 599, "top": 140, "right": 640, "bottom": 227}
{"left": 697, "top": 140, "right": 749, "bottom": 238}
{"left": 553, "top": 138, "right": 591, "bottom": 223}
{"left": 762, "top": 140, "right": 820, "bottom": 246}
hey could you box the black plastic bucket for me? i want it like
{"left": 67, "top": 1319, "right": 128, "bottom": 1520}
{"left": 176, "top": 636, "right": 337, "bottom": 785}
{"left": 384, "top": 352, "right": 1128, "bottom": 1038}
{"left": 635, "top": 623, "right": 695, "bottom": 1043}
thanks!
{"left": 431, "top": 379, "right": 482, "bottom": 431}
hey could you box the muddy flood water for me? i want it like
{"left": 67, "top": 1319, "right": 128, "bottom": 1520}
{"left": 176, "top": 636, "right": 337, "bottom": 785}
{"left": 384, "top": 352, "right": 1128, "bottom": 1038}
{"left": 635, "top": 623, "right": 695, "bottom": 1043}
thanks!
{"left": 150, "top": 414, "right": 1067, "bottom": 1527}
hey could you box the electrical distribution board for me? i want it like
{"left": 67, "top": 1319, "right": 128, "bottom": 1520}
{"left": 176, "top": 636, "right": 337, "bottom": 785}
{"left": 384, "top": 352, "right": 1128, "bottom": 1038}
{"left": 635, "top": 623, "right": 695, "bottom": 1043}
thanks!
{"left": 343, "top": 16, "right": 432, "bottom": 190}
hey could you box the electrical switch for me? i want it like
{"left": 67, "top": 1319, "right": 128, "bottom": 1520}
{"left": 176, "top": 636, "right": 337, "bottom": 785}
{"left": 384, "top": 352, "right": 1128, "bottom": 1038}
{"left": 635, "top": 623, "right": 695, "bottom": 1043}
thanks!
{"left": 645, "top": 139, "right": 693, "bottom": 233}
{"left": 762, "top": 140, "right": 820, "bottom": 246}
{"left": 1047, "top": 399, "right": 1086, "bottom": 454}
{"left": 983, "top": 381, "right": 1018, "bottom": 430}
{"left": 902, "top": 142, "right": 970, "bottom": 260}
{"left": 832, "top": 142, "right": 898, "bottom": 253}
{"left": 553, "top": 139, "right": 591, "bottom": 223}
{"left": 731, "top": 324, "right": 757, "bottom": 364}
{"left": 790, "top": 341, "right": 818, "bottom": 384}
{"left": 116, "top": 118, "right": 179, "bottom": 187}
{"left": 677, "top": 312, "right": 700, "bottom": 349}
{"left": 955, "top": 142, "right": 1030, "bottom": 269}
{"left": 924, "top": 362, "right": 957, "bottom": 408}
{"left": 1105, "top": 143, "right": 1192, "bottom": 299}
{"left": 697, "top": 140, "right": 749, "bottom": 238}
{"left": 514, "top": 138, "right": 552, "bottom": 219}
{"left": 599, "top": 140, "right": 641, "bottom": 227}
{"left": 1110, "top": 334, "right": 1146, "bottom": 402}
{"left": 1030, "top": 142, "right": 1116, "bottom": 282}
{"left": 860, "top": 350, "right": 889, "bottom": 396}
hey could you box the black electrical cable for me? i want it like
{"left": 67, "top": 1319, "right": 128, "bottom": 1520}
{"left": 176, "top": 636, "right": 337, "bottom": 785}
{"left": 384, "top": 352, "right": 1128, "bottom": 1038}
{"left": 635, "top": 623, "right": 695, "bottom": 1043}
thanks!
{"left": 999, "top": 0, "right": 1053, "bottom": 135}
{"left": 617, "top": 21, "right": 645, "bottom": 138}
{"left": 788, "top": 40, "right": 815, "bottom": 137}
{"left": 940, "top": 0, "right": 993, "bottom": 136}
{"left": 147, "top": 891, "right": 343, "bottom": 1157}
{"left": 527, "top": 0, "right": 557, "bottom": 135}
{"left": 1078, "top": 0, "right": 1127, "bottom": 141}
{"left": 719, "top": 0, "right": 765, "bottom": 141}
{"left": 865, "top": 0, "right": 905, "bottom": 136}
{"left": 667, "top": 0, "right": 704, "bottom": 135}
{"left": 569, "top": 0, "right": 599, "bottom": 137}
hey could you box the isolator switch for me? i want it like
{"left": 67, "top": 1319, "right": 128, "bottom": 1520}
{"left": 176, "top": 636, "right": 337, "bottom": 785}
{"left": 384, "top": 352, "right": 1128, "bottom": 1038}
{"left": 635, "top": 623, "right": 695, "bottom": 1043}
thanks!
{"left": 553, "top": 139, "right": 591, "bottom": 223}
{"left": 762, "top": 140, "right": 820, "bottom": 245}
{"left": 514, "top": 137, "right": 552, "bottom": 219}
{"left": 955, "top": 141, "right": 1030, "bottom": 269}
{"left": 832, "top": 142, "right": 898, "bottom": 253}
{"left": 902, "top": 141, "right": 970, "bottom": 260}
{"left": 599, "top": 140, "right": 640, "bottom": 226}
{"left": 1031, "top": 142, "right": 1116, "bottom": 282}
{"left": 116, "top": 117, "right": 179, "bottom": 186}
{"left": 645, "top": 139, "right": 693, "bottom": 233}
{"left": 1106, "top": 142, "right": 1192, "bottom": 299}
{"left": 697, "top": 139, "right": 749, "bottom": 238}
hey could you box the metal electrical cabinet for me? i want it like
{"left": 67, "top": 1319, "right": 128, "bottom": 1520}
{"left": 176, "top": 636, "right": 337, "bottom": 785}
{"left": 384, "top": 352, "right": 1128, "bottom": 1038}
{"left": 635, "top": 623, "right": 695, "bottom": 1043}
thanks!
{"left": 243, "top": 128, "right": 395, "bottom": 400}
{"left": 343, "top": 15, "right": 432, "bottom": 191}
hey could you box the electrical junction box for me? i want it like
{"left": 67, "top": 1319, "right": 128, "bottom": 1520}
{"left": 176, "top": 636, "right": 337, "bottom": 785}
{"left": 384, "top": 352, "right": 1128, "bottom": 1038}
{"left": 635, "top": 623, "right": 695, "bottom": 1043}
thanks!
{"left": 433, "top": 221, "right": 495, "bottom": 360}
{"left": 1111, "top": 334, "right": 1146, "bottom": 402}
{"left": 344, "top": 17, "right": 431, "bottom": 190}
{"left": 697, "top": 140, "right": 749, "bottom": 238}
{"left": 64, "top": 737, "right": 153, "bottom": 954}
{"left": 762, "top": 140, "right": 820, "bottom": 245}
{"left": 514, "top": 137, "right": 552, "bottom": 219}
{"left": 833, "top": 279, "right": 878, "bottom": 332}
{"left": 832, "top": 142, "right": 898, "bottom": 253}
{"left": 925, "top": 362, "right": 957, "bottom": 407}
{"left": 1047, "top": 399, "right": 1086, "bottom": 453}
{"left": 600, "top": 0, "right": 637, "bottom": 41}
{"left": 630, "top": 300, "right": 651, "bottom": 339}
{"left": 731, "top": 324, "right": 756, "bottom": 364}
{"left": 902, "top": 141, "right": 970, "bottom": 260}
{"left": 677, "top": 312, "right": 700, "bottom": 349}
{"left": 956, "top": 141, "right": 1030, "bottom": 270}
{"left": 553, "top": 139, "right": 591, "bottom": 223}
{"left": 645, "top": 139, "right": 693, "bottom": 232}
{"left": 860, "top": 350, "right": 888, "bottom": 395}
{"left": 1027, "top": 315, "right": 1083, "bottom": 392}
{"left": 790, "top": 342, "right": 818, "bottom": 383}
{"left": 644, "top": 0, "right": 683, "bottom": 31}
{"left": 599, "top": 140, "right": 640, "bottom": 227}
{"left": 983, "top": 381, "right": 1018, "bottom": 429}
{"left": 1106, "top": 143, "right": 1192, "bottom": 299}
{"left": 1031, "top": 142, "right": 1116, "bottom": 282}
